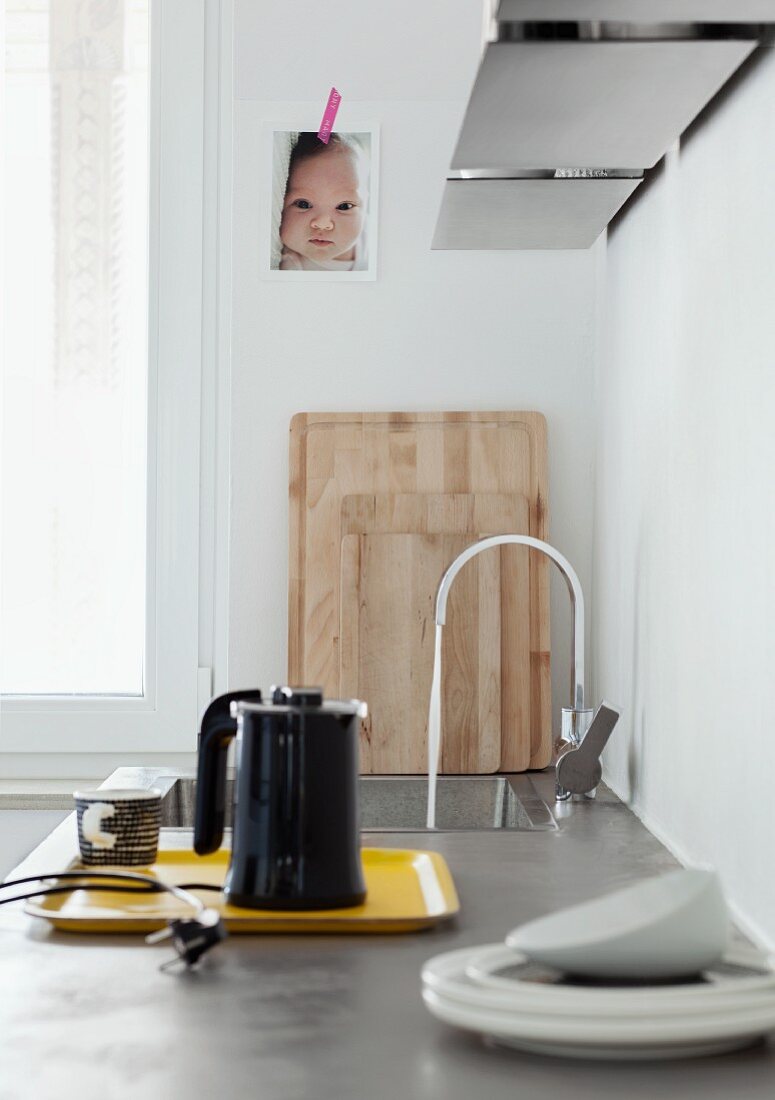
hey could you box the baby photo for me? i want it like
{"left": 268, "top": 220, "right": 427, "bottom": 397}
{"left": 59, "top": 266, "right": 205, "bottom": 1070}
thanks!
{"left": 266, "top": 127, "right": 378, "bottom": 280}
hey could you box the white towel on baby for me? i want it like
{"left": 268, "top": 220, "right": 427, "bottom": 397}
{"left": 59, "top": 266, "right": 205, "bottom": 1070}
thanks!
{"left": 271, "top": 131, "right": 298, "bottom": 270}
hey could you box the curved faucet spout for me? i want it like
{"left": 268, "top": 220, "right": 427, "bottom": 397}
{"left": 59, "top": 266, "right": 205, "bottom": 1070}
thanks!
{"left": 434, "top": 534, "right": 585, "bottom": 712}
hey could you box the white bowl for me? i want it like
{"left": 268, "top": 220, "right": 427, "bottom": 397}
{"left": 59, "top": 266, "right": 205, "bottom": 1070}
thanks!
{"left": 505, "top": 868, "right": 729, "bottom": 980}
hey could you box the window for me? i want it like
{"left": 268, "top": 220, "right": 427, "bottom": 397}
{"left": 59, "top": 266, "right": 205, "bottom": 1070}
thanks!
{"left": 1, "top": 0, "right": 208, "bottom": 755}
{"left": 3, "top": 0, "right": 149, "bottom": 696}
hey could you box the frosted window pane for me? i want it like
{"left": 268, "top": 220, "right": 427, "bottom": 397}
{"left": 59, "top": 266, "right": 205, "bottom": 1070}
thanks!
{"left": 1, "top": 1, "right": 149, "bottom": 695}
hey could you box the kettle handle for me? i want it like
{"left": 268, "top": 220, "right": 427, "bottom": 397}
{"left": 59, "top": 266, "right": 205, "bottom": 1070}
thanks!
{"left": 193, "top": 688, "right": 263, "bottom": 855}
{"left": 194, "top": 718, "right": 237, "bottom": 855}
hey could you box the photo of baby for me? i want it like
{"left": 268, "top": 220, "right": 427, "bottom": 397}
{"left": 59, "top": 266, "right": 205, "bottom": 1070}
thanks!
{"left": 266, "top": 128, "right": 378, "bottom": 280}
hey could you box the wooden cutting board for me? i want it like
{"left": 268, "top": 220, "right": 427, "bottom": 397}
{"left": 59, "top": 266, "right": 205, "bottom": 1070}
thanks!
{"left": 288, "top": 412, "right": 550, "bottom": 774}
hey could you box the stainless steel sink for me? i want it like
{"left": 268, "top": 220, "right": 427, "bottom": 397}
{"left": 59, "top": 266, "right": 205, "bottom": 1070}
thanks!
{"left": 158, "top": 774, "right": 556, "bottom": 833}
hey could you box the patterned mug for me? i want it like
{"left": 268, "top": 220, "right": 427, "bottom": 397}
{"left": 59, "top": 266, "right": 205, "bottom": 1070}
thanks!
{"left": 75, "top": 788, "right": 162, "bottom": 866}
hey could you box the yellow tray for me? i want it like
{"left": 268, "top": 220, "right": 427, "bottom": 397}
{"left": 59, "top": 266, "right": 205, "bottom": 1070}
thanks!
{"left": 25, "top": 847, "right": 460, "bottom": 934}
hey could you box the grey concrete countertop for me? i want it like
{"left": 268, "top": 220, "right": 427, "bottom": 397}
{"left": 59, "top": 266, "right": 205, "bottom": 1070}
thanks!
{"left": 1, "top": 769, "right": 773, "bottom": 1100}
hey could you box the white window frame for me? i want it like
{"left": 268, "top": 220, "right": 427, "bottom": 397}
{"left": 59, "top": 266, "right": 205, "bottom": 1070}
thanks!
{"left": 0, "top": 0, "right": 210, "bottom": 757}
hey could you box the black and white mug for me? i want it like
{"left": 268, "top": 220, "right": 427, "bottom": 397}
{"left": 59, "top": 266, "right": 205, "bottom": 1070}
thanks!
{"left": 75, "top": 789, "right": 162, "bottom": 866}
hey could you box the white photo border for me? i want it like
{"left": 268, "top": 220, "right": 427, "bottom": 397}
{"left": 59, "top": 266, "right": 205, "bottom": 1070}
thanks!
{"left": 259, "top": 120, "right": 380, "bottom": 282}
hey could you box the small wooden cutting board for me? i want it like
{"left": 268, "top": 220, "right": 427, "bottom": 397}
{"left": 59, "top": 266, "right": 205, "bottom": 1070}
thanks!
{"left": 288, "top": 412, "right": 550, "bottom": 774}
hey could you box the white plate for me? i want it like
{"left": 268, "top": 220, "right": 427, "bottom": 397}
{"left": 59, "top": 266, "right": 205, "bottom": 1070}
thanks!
{"left": 487, "top": 1034, "right": 758, "bottom": 1062}
{"left": 422, "top": 987, "right": 775, "bottom": 1061}
{"left": 424, "top": 980, "right": 775, "bottom": 1033}
{"left": 428, "top": 973, "right": 775, "bottom": 1024}
{"left": 422, "top": 944, "right": 775, "bottom": 1017}
{"left": 462, "top": 944, "right": 775, "bottom": 1014}
{"left": 421, "top": 944, "right": 775, "bottom": 1060}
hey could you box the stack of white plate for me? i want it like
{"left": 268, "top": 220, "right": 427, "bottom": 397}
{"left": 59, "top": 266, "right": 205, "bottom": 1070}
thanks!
{"left": 421, "top": 943, "right": 775, "bottom": 1060}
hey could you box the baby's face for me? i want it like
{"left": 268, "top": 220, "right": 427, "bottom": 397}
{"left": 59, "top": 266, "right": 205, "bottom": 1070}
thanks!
{"left": 280, "top": 145, "right": 366, "bottom": 263}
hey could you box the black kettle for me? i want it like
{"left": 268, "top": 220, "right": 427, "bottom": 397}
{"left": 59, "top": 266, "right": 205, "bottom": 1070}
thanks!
{"left": 194, "top": 686, "right": 367, "bottom": 910}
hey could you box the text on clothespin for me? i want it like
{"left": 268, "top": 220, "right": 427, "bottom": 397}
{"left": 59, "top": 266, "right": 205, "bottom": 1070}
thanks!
{"left": 318, "top": 87, "right": 342, "bottom": 144}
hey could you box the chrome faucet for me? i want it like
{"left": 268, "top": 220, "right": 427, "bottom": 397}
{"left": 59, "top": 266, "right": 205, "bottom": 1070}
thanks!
{"left": 434, "top": 534, "right": 619, "bottom": 801}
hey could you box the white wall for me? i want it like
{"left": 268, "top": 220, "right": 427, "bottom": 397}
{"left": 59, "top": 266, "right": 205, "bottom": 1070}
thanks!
{"left": 595, "top": 50, "right": 775, "bottom": 944}
{"left": 0, "top": 811, "right": 68, "bottom": 878}
{"left": 227, "top": 0, "right": 599, "bottom": 732}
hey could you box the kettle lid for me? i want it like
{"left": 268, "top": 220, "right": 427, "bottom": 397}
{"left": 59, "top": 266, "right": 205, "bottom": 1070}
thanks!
{"left": 230, "top": 686, "right": 367, "bottom": 719}
{"left": 271, "top": 685, "right": 322, "bottom": 706}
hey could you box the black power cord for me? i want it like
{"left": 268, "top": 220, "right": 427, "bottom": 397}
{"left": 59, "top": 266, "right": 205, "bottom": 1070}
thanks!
{"left": 0, "top": 870, "right": 227, "bottom": 968}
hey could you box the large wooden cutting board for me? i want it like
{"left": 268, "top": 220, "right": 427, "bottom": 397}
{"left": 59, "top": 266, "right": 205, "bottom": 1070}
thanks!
{"left": 288, "top": 412, "right": 550, "bottom": 774}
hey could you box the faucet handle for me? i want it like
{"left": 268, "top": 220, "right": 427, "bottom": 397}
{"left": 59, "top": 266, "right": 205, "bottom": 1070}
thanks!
{"left": 555, "top": 701, "right": 621, "bottom": 799}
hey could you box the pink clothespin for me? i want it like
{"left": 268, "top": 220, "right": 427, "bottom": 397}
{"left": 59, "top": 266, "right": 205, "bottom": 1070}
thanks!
{"left": 318, "top": 87, "right": 342, "bottom": 144}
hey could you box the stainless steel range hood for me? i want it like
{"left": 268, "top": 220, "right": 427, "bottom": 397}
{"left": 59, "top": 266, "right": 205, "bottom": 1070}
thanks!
{"left": 435, "top": 176, "right": 642, "bottom": 250}
{"left": 433, "top": 12, "right": 768, "bottom": 250}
